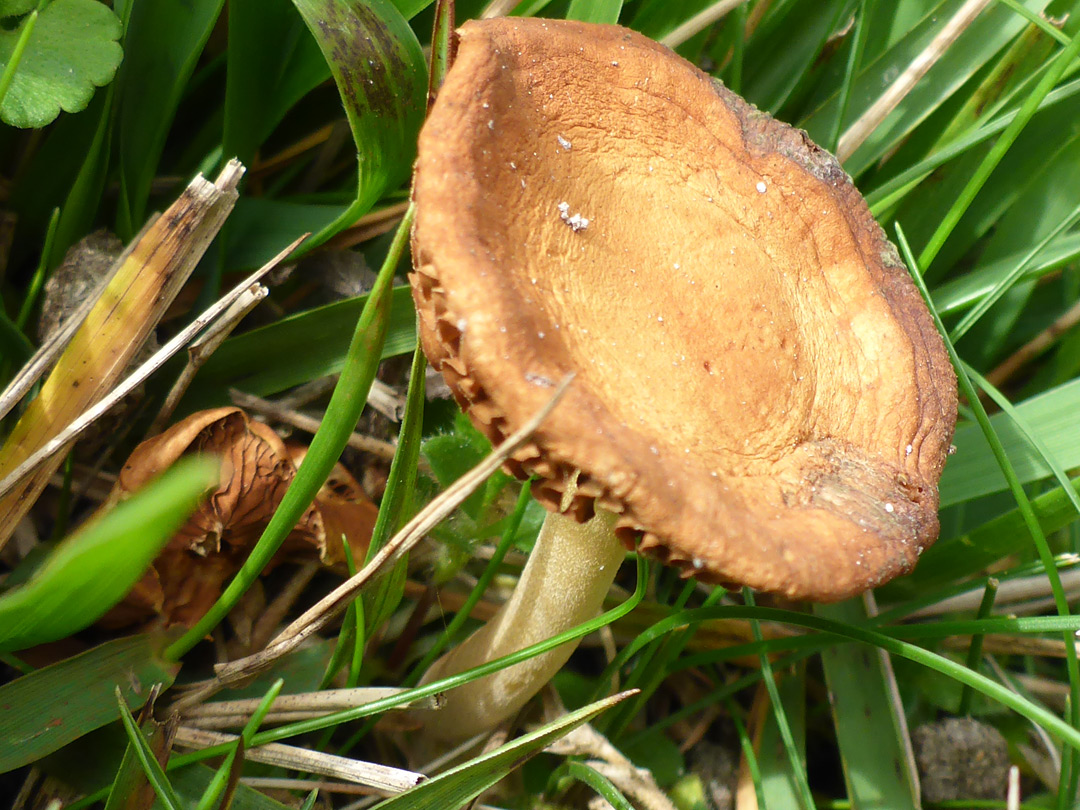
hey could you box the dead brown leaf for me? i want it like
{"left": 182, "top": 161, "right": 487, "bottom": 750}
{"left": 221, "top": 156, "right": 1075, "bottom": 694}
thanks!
{"left": 103, "top": 407, "right": 376, "bottom": 628}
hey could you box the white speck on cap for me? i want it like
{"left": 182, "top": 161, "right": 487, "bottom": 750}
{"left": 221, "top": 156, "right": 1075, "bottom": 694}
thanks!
{"left": 756, "top": 181, "right": 767, "bottom": 193}
{"left": 557, "top": 134, "right": 572, "bottom": 150}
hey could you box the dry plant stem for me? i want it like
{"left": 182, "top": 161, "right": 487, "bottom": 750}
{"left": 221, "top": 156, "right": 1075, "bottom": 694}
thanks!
{"left": 0, "top": 216, "right": 156, "bottom": 423}
{"left": 0, "top": 251, "right": 286, "bottom": 501}
{"left": 837, "top": 0, "right": 993, "bottom": 160}
{"left": 208, "top": 376, "right": 574, "bottom": 689}
{"left": 986, "top": 295, "right": 1080, "bottom": 388}
{"left": 173, "top": 727, "right": 423, "bottom": 791}
{"left": 907, "top": 566, "right": 1080, "bottom": 618}
{"left": 659, "top": 0, "right": 749, "bottom": 48}
{"left": 182, "top": 687, "right": 440, "bottom": 719}
{"left": 149, "top": 276, "right": 278, "bottom": 435}
{"left": 1008, "top": 766, "right": 1020, "bottom": 810}
{"left": 418, "top": 506, "right": 624, "bottom": 743}
{"left": 544, "top": 693, "right": 676, "bottom": 810}
{"left": 229, "top": 389, "right": 399, "bottom": 461}
{"left": 480, "top": 0, "right": 517, "bottom": 18}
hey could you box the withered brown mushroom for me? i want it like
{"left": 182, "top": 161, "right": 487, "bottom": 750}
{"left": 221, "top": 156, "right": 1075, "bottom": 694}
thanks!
{"left": 410, "top": 18, "right": 957, "bottom": 740}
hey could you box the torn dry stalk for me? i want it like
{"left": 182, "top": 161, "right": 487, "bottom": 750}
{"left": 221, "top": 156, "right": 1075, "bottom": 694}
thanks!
{"left": 173, "top": 726, "right": 424, "bottom": 791}
{"left": 0, "top": 247, "right": 290, "bottom": 502}
{"left": 0, "top": 161, "right": 246, "bottom": 550}
{"left": 182, "top": 686, "right": 441, "bottom": 724}
{"left": 148, "top": 231, "right": 306, "bottom": 436}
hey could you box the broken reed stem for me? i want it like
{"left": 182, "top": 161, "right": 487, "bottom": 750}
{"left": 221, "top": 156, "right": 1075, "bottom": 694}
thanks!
{"left": 148, "top": 264, "right": 286, "bottom": 436}
{"left": 173, "top": 726, "right": 424, "bottom": 791}
{"left": 210, "top": 375, "right": 574, "bottom": 688}
{"left": 837, "top": 0, "right": 993, "bottom": 161}
{"left": 0, "top": 216, "right": 157, "bottom": 424}
{"left": 0, "top": 241, "right": 295, "bottom": 501}
{"left": 182, "top": 687, "right": 440, "bottom": 718}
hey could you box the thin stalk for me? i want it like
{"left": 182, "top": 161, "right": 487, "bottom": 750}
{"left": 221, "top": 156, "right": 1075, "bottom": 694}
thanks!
{"left": 957, "top": 578, "right": 998, "bottom": 716}
{"left": 0, "top": 10, "right": 37, "bottom": 112}
{"left": 744, "top": 588, "right": 814, "bottom": 810}
{"left": 917, "top": 28, "right": 1080, "bottom": 275}
{"left": 165, "top": 207, "right": 415, "bottom": 660}
{"left": 897, "top": 224, "right": 1080, "bottom": 800}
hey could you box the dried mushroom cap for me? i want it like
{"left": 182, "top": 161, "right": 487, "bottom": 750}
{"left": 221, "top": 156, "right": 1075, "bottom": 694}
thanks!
{"left": 411, "top": 18, "right": 957, "bottom": 601}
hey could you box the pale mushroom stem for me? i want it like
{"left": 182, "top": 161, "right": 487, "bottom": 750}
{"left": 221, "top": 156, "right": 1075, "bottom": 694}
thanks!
{"left": 419, "top": 505, "right": 624, "bottom": 742}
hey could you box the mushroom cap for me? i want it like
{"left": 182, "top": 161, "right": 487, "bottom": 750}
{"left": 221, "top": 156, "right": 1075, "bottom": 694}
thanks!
{"left": 411, "top": 18, "right": 957, "bottom": 601}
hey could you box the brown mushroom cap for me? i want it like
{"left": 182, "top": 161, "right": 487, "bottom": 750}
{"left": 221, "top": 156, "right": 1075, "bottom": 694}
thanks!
{"left": 411, "top": 18, "right": 957, "bottom": 601}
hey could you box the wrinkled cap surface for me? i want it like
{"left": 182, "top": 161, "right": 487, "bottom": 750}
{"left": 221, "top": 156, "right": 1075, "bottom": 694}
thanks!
{"left": 411, "top": 18, "right": 957, "bottom": 601}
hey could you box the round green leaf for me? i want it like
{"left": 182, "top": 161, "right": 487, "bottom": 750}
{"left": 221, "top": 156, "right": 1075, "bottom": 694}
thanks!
{"left": 0, "top": 0, "right": 122, "bottom": 128}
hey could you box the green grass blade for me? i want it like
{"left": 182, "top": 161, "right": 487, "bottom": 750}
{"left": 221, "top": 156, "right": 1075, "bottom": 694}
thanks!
{"left": 115, "top": 687, "right": 182, "bottom": 810}
{"left": 916, "top": 25, "right": 1080, "bottom": 273}
{"left": 597, "top": 603, "right": 1080, "bottom": 751}
{"left": 966, "top": 364, "right": 1080, "bottom": 518}
{"left": 866, "top": 75, "right": 1080, "bottom": 214}
{"left": 932, "top": 230, "right": 1080, "bottom": 316}
{"left": 183, "top": 285, "right": 417, "bottom": 408}
{"left": 289, "top": 0, "right": 426, "bottom": 248}
{"left": 0, "top": 9, "right": 37, "bottom": 112}
{"left": 566, "top": 0, "right": 622, "bottom": 24}
{"left": 816, "top": 598, "right": 920, "bottom": 810}
{"left": 912, "top": 478, "right": 1080, "bottom": 590}
{"left": 0, "top": 634, "right": 179, "bottom": 773}
{"left": 755, "top": 661, "right": 810, "bottom": 810}
{"left": 15, "top": 206, "right": 59, "bottom": 331}
{"left": 0, "top": 457, "right": 215, "bottom": 653}
{"left": 223, "top": 0, "right": 330, "bottom": 169}
{"left": 194, "top": 678, "right": 284, "bottom": 810}
{"left": 896, "top": 222, "right": 1080, "bottom": 799}
{"left": 115, "top": 0, "right": 225, "bottom": 238}
{"left": 827, "top": 0, "right": 872, "bottom": 152}
{"left": 165, "top": 206, "right": 415, "bottom": 660}
{"left": 728, "top": 697, "right": 766, "bottom": 808}
{"left": 957, "top": 577, "right": 999, "bottom": 715}
{"left": 950, "top": 200, "right": 1080, "bottom": 341}
{"left": 363, "top": 343, "right": 426, "bottom": 636}
{"left": 940, "top": 376, "right": 1080, "bottom": 506}
{"left": 104, "top": 705, "right": 171, "bottom": 810}
{"left": 210, "top": 559, "right": 647, "bottom": 749}
{"left": 744, "top": 588, "right": 813, "bottom": 810}
{"left": 563, "top": 761, "right": 634, "bottom": 810}
{"left": 369, "top": 691, "right": 637, "bottom": 809}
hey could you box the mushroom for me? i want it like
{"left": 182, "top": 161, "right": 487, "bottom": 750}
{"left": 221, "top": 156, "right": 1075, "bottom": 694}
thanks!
{"left": 409, "top": 18, "right": 957, "bottom": 741}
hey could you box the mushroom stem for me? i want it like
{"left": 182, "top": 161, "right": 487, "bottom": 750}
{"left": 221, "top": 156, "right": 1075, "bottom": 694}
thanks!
{"left": 420, "top": 505, "right": 624, "bottom": 742}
